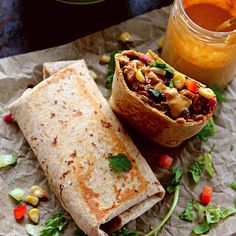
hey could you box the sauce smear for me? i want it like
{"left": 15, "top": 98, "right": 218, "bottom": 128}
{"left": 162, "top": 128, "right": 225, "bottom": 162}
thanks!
{"left": 184, "top": 4, "right": 236, "bottom": 32}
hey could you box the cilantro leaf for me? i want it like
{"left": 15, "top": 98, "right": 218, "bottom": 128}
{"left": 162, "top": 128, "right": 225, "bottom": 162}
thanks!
{"left": 179, "top": 200, "right": 194, "bottom": 222}
{"left": 111, "top": 227, "right": 140, "bottom": 236}
{"left": 209, "top": 84, "right": 227, "bottom": 103}
{"left": 231, "top": 181, "right": 236, "bottom": 191}
{"left": 108, "top": 153, "right": 132, "bottom": 173}
{"left": 205, "top": 205, "right": 221, "bottom": 224}
{"left": 197, "top": 118, "right": 216, "bottom": 142}
{"left": 188, "top": 149, "right": 215, "bottom": 183}
{"left": 40, "top": 213, "right": 67, "bottom": 236}
{"left": 105, "top": 50, "right": 119, "bottom": 89}
{"left": 105, "top": 75, "right": 114, "bottom": 89}
{"left": 167, "top": 167, "right": 183, "bottom": 193}
{"left": 152, "top": 60, "right": 174, "bottom": 74}
{"left": 220, "top": 207, "right": 236, "bottom": 218}
{"left": 198, "top": 153, "right": 215, "bottom": 177}
{"left": 193, "top": 222, "right": 210, "bottom": 235}
{"left": 188, "top": 161, "right": 203, "bottom": 183}
{"left": 193, "top": 202, "right": 236, "bottom": 235}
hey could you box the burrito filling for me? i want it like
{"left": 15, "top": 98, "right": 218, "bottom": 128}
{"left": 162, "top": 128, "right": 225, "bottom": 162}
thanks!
{"left": 117, "top": 50, "right": 216, "bottom": 122}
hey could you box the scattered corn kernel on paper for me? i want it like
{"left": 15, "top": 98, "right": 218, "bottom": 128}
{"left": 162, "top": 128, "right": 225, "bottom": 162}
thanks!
{"left": 0, "top": 7, "right": 236, "bottom": 236}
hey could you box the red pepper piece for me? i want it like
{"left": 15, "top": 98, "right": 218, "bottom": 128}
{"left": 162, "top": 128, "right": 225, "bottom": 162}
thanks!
{"left": 3, "top": 114, "right": 13, "bottom": 124}
{"left": 200, "top": 186, "right": 212, "bottom": 205}
{"left": 14, "top": 205, "right": 27, "bottom": 221}
{"left": 186, "top": 80, "right": 198, "bottom": 93}
{"left": 158, "top": 154, "right": 173, "bottom": 168}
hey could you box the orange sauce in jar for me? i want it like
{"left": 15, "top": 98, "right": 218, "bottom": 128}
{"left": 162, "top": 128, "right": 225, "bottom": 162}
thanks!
{"left": 185, "top": 4, "right": 236, "bottom": 32}
{"left": 161, "top": 0, "right": 236, "bottom": 85}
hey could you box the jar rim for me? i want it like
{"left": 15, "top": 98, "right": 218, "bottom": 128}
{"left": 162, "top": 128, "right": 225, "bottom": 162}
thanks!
{"left": 177, "top": 0, "right": 236, "bottom": 37}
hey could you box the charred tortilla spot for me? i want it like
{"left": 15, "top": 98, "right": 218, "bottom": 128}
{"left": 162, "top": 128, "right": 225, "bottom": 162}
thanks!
{"left": 50, "top": 113, "right": 56, "bottom": 118}
{"left": 68, "top": 160, "right": 74, "bottom": 166}
{"left": 52, "top": 135, "right": 58, "bottom": 146}
{"left": 62, "top": 171, "right": 70, "bottom": 178}
{"left": 73, "top": 109, "right": 83, "bottom": 116}
{"left": 54, "top": 100, "right": 58, "bottom": 105}
{"left": 31, "top": 135, "right": 37, "bottom": 141}
{"left": 69, "top": 151, "right": 77, "bottom": 158}
{"left": 101, "top": 119, "right": 112, "bottom": 128}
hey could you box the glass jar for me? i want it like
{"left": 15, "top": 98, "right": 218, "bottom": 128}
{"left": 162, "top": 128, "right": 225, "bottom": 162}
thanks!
{"left": 161, "top": 0, "right": 236, "bottom": 85}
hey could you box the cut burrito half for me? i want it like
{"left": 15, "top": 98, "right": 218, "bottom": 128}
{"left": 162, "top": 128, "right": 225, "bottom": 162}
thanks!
{"left": 9, "top": 61, "right": 165, "bottom": 236}
{"left": 109, "top": 50, "right": 217, "bottom": 147}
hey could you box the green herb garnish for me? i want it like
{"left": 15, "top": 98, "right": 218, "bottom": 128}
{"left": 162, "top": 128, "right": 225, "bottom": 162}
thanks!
{"left": 197, "top": 118, "right": 216, "bottom": 142}
{"left": 0, "top": 154, "right": 17, "bottom": 168}
{"left": 145, "top": 167, "right": 183, "bottom": 236}
{"left": 167, "top": 167, "right": 184, "bottom": 193}
{"left": 230, "top": 181, "right": 236, "bottom": 191}
{"left": 111, "top": 227, "right": 140, "bottom": 236}
{"left": 169, "top": 79, "right": 174, "bottom": 88}
{"left": 179, "top": 200, "right": 194, "bottom": 222}
{"left": 209, "top": 84, "right": 227, "bottom": 103}
{"left": 192, "top": 202, "right": 236, "bottom": 235}
{"left": 193, "top": 222, "right": 210, "bottom": 235}
{"left": 188, "top": 146, "right": 215, "bottom": 183}
{"left": 105, "top": 50, "right": 119, "bottom": 89}
{"left": 152, "top": 60, "right": 174, "bottom": 74}
{"left": 40, "top": 213, "right": 67, "bottom": 236}
{"left": 108, "top": 153, "right": 132, "bottom": 173}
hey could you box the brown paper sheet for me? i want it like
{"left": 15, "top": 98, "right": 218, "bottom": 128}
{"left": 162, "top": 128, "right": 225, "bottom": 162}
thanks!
{"left": 0, "top": 6, "right": 236, "bottom": 236}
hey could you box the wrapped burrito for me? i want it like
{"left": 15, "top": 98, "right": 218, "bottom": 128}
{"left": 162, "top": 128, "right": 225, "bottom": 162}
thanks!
{"left": 9, "top": 61, "right": 165, "bottom": 236}
{"left": 109, "top": 50, "right": 217, "bottom": 147}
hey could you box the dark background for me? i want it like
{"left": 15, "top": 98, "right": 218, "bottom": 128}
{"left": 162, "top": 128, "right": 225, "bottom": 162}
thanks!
{"left": 0, "top": 0, "right": 173, "bottom": 58}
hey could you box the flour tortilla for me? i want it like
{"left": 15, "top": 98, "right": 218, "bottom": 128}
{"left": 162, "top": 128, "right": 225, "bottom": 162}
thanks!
{"left": 109, "top": 50, "right": 215, "bottom": 147}
{"left": 9, "top": 61, "right": 165, "bottom": 236}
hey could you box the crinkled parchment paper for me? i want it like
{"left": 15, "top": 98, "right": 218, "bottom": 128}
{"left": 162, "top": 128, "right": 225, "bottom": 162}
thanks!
{"left": 0, "top": 7, "right": 236, "bottom": 236}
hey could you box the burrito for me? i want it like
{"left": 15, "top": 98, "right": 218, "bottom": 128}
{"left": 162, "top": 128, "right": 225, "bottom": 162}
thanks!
{"left": 109, "top": 50, "right": 217, "bottom": 147}
{"left": 9, "top": 61, "right": 165, "bottom": 236}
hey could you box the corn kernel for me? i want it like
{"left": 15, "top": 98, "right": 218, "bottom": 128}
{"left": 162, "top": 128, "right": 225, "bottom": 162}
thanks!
{"left": 25, "top": 195, "right": 39, "bottom": 206}
{"left": 173, "top": 73, "right": 186, "bottom": 89}
{"left": 119, "top": 32, "right": 133, "bottom": 44}
{"left": 198, "top": 87, "right": 215, "bottom": 99}
{"left": 150, "top": 67, "right": 166, "bottom": 76}
{"left": 135, "top": 70, "right": 146, "bottom": 83}
{"left": 99, "top": 55, "right": 110, "bottom": 64}
{"left": 28, "top": 208, "right": 40, "bottom": 224}
{"left": 30, "top": 186, "right": 47, "bottom": 199}
{"left": 89, "top": 70, "right": 97, "bottom": 80}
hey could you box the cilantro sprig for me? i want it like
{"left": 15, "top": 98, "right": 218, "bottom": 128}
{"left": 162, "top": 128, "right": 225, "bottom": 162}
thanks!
{"left": 40, "top": 213, "right": 67, "bottom": 236}
{"left": 179, "top": 200, "right": 236, "bottom": 235}
{"left": 197, "top": 118, "right": 216, "bottom": 142}
{"left": 146, "top": 167, "right": 183, "bottom": 236}
{"left": 179, "top": 200, "right": 194, "bottom": 222}
{"left": 108, "top": 153, "right": 132, "bottom": 173}
{"left": 188, "top": 145, "right": 216, "bottom": 183}
{"left": 192, "top": 201, "right": 236, "bottom": 235}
